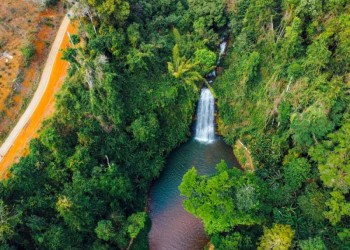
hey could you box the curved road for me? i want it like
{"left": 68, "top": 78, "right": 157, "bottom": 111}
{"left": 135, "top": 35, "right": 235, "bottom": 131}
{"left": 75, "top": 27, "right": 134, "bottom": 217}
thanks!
{"left": 0, "top": 14, "right": 72, "bottom": 177}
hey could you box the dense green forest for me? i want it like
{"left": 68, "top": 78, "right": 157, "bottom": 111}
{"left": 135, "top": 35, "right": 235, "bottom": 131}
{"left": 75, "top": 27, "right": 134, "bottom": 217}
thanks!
{"left": 180, "top": 0, "right": 350, "bottom": 249}
{"left": 1, "top": 0, "right": 350, "bottom": 249}
{"left": 0, "top": 0, "right": 224, "bottom": 248}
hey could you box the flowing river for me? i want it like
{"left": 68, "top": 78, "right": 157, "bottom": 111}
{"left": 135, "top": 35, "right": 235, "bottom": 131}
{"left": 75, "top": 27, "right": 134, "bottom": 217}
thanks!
{"left": 149, "top": 85, "right": 239, "bottom": 249}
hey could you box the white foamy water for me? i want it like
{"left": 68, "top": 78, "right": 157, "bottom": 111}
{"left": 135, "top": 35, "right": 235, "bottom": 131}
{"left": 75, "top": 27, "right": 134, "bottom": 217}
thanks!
{"left": 217, "top": 41, "right": 227, "bottom": 64}
{"left": 195, "top": 88, "right": 215, "bottom": 143}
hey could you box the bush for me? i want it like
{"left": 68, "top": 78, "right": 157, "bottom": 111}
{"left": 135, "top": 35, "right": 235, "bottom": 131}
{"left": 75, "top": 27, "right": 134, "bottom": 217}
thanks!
{"left": 194, "top": 48, "right": 217, "bottom": 74}
{"left": 21, "top": 43, "right": 35, "bottom": 67}
{"left": 45, "top": 0, "right": 59, "bottom": 7}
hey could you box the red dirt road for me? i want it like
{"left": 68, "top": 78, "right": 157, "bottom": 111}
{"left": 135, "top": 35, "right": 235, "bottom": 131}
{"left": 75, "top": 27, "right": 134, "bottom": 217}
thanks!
{"left": 0, "top": 18, "right": 75, "bottom": 178}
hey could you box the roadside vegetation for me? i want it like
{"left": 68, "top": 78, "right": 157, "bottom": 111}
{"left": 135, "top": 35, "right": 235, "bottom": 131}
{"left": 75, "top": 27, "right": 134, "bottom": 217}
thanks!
{"left": 21, "top": 42, "right": 36, "bottom": 67}
{"left": 0, "top": 0, "right": 220, "bottom": 248}
{"left": 0, "top": 0, "right": 63, "bottom": 144}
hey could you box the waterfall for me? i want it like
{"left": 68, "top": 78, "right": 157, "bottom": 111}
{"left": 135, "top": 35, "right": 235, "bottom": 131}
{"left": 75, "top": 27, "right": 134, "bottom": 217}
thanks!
{"left": 195, "top": 88, "right": 215, "bottom": 143}
{"left": 217, "top": 41, "right": 227, "bottom": 64}
{"left": 220, "top": 41, "right": 227, "bottom": 56}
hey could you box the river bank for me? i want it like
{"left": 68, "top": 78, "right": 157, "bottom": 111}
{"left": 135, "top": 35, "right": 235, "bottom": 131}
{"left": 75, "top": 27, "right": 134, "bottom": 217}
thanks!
{"left": 147, "top": 38, "right": 240, "bottom": 249}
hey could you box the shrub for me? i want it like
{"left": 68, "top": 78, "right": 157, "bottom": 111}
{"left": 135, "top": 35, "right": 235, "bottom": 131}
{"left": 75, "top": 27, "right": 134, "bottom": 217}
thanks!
{"left": 21, "top": 43, "right": 35, "bottom": 67}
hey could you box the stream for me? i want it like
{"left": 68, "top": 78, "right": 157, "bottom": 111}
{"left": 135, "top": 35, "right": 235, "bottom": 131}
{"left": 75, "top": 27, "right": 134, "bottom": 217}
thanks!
{"left": 148, "top": 41, "right": 238, "bottom": 250}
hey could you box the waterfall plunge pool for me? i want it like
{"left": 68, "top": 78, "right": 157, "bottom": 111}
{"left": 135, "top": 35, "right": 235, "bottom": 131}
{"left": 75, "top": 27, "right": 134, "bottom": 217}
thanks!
{"left": 148, "top": 40, "right": 236, "bottom": 249}
{"left": 148, "top": 137, "right": 238, "bottom": 250}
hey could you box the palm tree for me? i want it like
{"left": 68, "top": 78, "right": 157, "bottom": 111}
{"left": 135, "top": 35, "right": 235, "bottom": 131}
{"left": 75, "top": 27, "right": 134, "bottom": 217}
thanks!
{"left": 167, "top": 44, "right": 205, "bottom": 92}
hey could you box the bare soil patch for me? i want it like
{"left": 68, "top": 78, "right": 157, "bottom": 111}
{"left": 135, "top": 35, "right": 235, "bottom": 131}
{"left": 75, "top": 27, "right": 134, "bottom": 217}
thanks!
{"left": 0, "top": 0, "right": 64, "bottom": 143}
{"left": 0, "top": 20, "right": 75, "bottom": 177}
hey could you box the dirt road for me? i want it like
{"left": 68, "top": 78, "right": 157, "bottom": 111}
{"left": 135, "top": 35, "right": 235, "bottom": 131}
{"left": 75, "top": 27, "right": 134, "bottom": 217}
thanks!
{"left": 0, "top": 14, "right": 73, "bottom": 177}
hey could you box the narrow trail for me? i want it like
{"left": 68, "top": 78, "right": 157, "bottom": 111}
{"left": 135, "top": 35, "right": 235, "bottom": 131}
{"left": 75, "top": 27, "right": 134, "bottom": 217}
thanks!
{"left": 0, "top": 15, "right": 73, "bottom": 178}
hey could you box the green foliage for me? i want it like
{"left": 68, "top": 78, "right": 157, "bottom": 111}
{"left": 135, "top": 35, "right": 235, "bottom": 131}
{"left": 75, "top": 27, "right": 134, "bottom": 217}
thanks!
{"left": 21, "top": 42, "right": 35, "bottom": 66}
{"left": 167, "top": 33, "right": 205, "bottom": 92}
{"left": 2, "top": 0, "right": 350, "bottom": 248}
{"left": 283, "top": 158, "right": 311, "bottom": 192}
{"left": 0, "top": 0, "right": 217, "bottom": 248}
{"left": 277, "top": 101, "right": 292, "bottom": 129}
{"left": 61, "top": 47, "right": 77, "bottom": 64}
{"left": 127, "top": 23, "right": 140, "bottom": 48}
{"left": 70, "top": 34, "right": 80, "bottom": 45}
{"left": 243, "top": 0, "right": 276, "bottom": 41}
{"left": 304, "top": 37, "right": 332, "bottom": 75}
{"left": 287, "top": 62, "right": 303, "bottom": 79}
{"left": 282, "top": 17, "right": 303, "bottom": 61}
{"left": 212, "top": 0, "right": 350, "bottom": 248}
{"left": 126, "top": 46, "right": 154, "bottom": 72}
{"left": 291, "top": 105, "right": 334, "bottom": 147}
{"left": 130, "top": 113, "right": 159, "bottom": 143}
{"left": 324, "top": 191, "right": 350, "bottom": 225}
{"left": 0, "top": 200, "right": 21, "bottom": 242}
{"left": 338, "top": 228, "right": 350, "bottom": 244}
{"left": 129, "top": 215, "right": 151, "bottom": 250}
{"left": 127, "top": 212, "right": 146, "bottom": 239}
{"left": 194, "top": 48, "right": 217, "bottom": 74}
{"left": 299, "top": 236, "right": 327, "bottom": 250}
{"left": 297, "top": 185, "right": 327, "bottom": 222}
{"left": 95, "top": 220, "right": 116, "bottom": 241}
{"left": 211, "top": 232, "right": 241, "bottom": 250}
{"left": 258, "top": 224, "right": 295, "bottom": 250}
{"left": 296, "top": 0, "right": 323, "bottom": 18}
{"left": 309, "top": 121, "right": 350, "bottom": 193}
{"left": 87, "top": 0, "right": 130, "bottom": 23}
{"left": 242, "top": 51, "right": 260, "bottom": 87}
{"left": 179, "top": 161, "right": 261, "bottom": 235}
{"left": 188, "top": 0, "right": 226, "bottom": 31}
{"left": 44, "top": 0, "right": 59, "bottom": 7}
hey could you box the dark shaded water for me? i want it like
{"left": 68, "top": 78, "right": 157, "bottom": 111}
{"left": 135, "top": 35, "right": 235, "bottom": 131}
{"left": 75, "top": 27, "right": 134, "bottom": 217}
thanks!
{"left": 148, "top": 137, "right": 238, "bottom": 250}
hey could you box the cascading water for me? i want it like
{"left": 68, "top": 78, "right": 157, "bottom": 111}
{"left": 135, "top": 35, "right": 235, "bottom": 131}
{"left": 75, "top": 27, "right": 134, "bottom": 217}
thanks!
{"left": 217, "top": 40, "right": 227, "bottom": 64}
{"left": 195, "top": 88, "right": 215, "bottom": 143}
{"left": 220, "top": 41, "right": 227, "bottom": 57}
{"left": 149, "top": 39, "right": 238, "bottom": 250}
